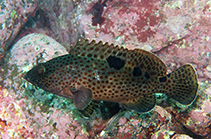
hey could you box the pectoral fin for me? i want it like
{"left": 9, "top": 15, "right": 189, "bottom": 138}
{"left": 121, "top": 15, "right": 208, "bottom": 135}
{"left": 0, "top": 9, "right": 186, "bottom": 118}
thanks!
{"left": 73, "top": 87, "right": 93, "bottom": 110}
{"left": 120, "top": 94, "right": 156, "bottom": 113}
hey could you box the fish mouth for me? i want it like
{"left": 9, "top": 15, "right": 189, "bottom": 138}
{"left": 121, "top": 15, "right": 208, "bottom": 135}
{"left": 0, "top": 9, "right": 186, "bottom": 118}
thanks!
{"left": 22, "top": 73, "right": 26, "bottom": 79}
{"left": 22, "top": 73, "right": 29, "bottom": 81}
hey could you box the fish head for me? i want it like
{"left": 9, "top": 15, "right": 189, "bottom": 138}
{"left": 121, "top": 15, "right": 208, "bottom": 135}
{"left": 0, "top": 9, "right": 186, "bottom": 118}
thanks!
{"left": 24, "top": 63, "right": 47, "bottom": 87}
{"left": 24, "top": 63, "right": 61, "bottom": 94}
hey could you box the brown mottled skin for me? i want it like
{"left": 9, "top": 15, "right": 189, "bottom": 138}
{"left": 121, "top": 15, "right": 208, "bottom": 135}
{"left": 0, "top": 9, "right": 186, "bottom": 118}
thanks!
{"left": 24, "top": 39, "right": 198, "bottom": 112}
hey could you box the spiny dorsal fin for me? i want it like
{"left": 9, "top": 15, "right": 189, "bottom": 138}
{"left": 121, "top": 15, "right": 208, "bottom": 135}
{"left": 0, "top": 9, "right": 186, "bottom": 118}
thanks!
{"left": 72, "top": 39, "right": 129, "bottom": 60}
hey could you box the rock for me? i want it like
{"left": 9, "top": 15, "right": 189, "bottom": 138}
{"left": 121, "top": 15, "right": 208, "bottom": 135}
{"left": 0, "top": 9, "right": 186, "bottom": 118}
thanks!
{"left": 0, "top": 0, "right": 37, "bottom": 61}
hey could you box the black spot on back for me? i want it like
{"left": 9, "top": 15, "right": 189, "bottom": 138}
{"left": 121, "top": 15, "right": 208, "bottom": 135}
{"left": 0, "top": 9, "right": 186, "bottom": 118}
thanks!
{"left": 133, "top": 67, "right": 142, "bottom": 76}
{"left": 93, "top": 54, "right": 97, "bottom": 58}
{"left": 144, "top": 72, "right": 150, "bottom": 79}
{"left": 122, "top": 53, "right": 126, "bottom": 57}
{"left": 87, "top": 54, "right": 92, "bottom": 57}
{"left": 159, "top": 76, "right": 167, "bottom": 82}
{"left": 106, "top": 55, "right": 125, "bottom": 70}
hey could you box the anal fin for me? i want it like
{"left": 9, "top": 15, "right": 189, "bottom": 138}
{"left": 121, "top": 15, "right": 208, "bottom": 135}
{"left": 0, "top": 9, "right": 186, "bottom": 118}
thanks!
{"left": 73, "top": 87, "right": 93, "bottom": 110}
{"left": 119, "top": 94, "right": 156, "bottom": 113}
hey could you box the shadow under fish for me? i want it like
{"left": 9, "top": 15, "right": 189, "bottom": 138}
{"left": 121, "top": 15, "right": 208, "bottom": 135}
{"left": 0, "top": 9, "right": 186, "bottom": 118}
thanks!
{"left": 24, "top": 39, "right": 199, "bottom": 113}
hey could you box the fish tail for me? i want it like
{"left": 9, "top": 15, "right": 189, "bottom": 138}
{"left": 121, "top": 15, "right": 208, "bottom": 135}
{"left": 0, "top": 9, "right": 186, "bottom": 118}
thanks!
{"left": 158, "top": 64, "right": 198, "bottom": 105}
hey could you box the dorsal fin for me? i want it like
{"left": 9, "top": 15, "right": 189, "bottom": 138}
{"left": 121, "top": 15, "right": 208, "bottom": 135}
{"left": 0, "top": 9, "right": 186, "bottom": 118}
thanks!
{"left": 72, "top": 39, "right": 129, "bottom": 60}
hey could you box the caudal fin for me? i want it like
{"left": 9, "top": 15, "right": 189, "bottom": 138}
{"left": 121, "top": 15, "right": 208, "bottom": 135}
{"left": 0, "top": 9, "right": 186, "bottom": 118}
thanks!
{"left": 158, "top": 64, "right": 198, "bottom": 105}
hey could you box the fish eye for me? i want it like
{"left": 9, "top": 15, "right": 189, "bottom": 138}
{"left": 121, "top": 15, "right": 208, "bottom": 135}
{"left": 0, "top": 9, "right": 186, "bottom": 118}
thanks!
{"left": 37, "top": 65, "right": 46, "bottom": 74}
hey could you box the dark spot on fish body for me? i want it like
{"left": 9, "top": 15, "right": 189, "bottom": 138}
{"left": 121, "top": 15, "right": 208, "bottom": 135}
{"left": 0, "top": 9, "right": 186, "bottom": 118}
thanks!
{"left": 122, "top": 53, "right": 127, "bottom": 57}
{"left": 87, "top": 54, "right": 92, "bottom": 57}
{"left": 144, "top": 72, "right": 150, "bottom": 79}
{"left": 106, "top": 55, "right": 125, "bottom": 70}
{"left": 107, "top": 49, "right": 112, "bottom": 53}
{"left": 95, "top": 47, "right": 100, "bottom": 51}
{"left": 100, "top": 55, "right": 104, "bottom": 59}
{"left": 112, "top": 51, "right": 117, "bottom": 55}
{"left": 132, "top": 67, "right": 142, "bottom": 76}
{"left": 93, "top": 54, "right": 98, "bottom": 58}
{"left": 139, "top": 63, "right": 145, "bottom": 68}
{"left": 159, "top": 76, "right": 167, "bottom": 82}
{"left": 81, "top": 53, "right": 86, "bottom": 56}
{"left": 117, "top": 52, "right": 122, "bottom": 56}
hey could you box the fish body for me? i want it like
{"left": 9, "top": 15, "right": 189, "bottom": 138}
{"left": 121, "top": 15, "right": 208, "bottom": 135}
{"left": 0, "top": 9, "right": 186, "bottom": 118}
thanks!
{"left": 24, "top": 39, "right": 198, "bottom": 112}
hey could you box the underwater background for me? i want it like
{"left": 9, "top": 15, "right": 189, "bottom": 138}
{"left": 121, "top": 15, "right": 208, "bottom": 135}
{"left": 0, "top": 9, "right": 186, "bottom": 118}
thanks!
{"left": 0, "top": 0, "right": 211, "bottom": 138}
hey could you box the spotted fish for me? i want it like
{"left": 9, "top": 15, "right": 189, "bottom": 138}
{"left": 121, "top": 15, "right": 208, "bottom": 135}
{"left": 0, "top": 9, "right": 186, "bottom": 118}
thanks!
{"left": 24, "top": 39, "right": 198, "bottom": 113}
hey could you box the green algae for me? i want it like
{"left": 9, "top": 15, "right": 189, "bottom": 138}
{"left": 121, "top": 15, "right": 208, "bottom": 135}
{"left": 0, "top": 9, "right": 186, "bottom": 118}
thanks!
{"left": 23, "top": 82, "right": 74, "bottom": 110}
{"left": 10, "top": 9, "right": 18, "bottom": 20}
{"left": 0, "top": 1, "right": 6, "bottom": 10}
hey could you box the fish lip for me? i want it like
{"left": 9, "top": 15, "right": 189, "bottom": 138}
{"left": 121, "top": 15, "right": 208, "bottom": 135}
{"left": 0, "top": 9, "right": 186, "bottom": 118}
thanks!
{"left": 22, "top": 73, "right": 28, "bottom": 81}
{"left": 22, "top": 73, "right": 26, "bottom": 79}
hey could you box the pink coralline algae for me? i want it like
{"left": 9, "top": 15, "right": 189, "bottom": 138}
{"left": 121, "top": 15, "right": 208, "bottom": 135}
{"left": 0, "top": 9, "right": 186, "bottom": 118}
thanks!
{"left": 21, "top": 102, "right": 89, "bottom": 138}
{"left": 101, "top": 0, "right": 162, "bottom": 43}
{"left": 0, "top": 86, "right": 35, "bottom": 138}
{"left": 81, "top": 0, "right": 163, "bottom": 47}
{"left": 0, "top": 84, "right": 88, "bottom": 138}
{"left": 0, "top": 0, "right": 37, "bottom": 62}
{"left": 152, "top": 0, "right": 211, "bottom": 82}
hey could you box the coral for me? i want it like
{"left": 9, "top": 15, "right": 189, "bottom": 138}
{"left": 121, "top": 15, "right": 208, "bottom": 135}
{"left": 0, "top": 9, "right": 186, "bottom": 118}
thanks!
{"left": 0, "top": 0, "right": 37, "bottom": 62}
{"left": 21, "top": 101, "right": 87, "bottom": 138}
{"left": 80, "top": 0, "right": 163, "bottom": 48}
{"left": 0, "top": 86, "right": 35, "bottom": 138}
{"left": 0, "top": 84, "right": 89, "bottom": 138}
